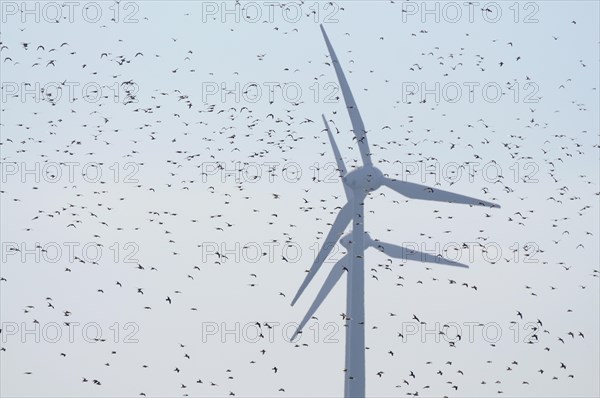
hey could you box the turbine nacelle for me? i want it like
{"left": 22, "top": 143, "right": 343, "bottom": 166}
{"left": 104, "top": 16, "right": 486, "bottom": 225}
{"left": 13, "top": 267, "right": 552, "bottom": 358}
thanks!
{"left": 339, "top": 234, "right": 352, "bottom": 249}
{"left": 343, "top": 166, "right": 383, "bottom": 192}
{"left": 339, "top": 232, "right": 374, "bottom": 250}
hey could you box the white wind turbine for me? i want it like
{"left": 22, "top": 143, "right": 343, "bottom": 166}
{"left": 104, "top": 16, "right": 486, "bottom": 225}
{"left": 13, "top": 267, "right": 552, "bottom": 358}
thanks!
{"left": 290, "top": 25, "right": 500, "bottom": 398}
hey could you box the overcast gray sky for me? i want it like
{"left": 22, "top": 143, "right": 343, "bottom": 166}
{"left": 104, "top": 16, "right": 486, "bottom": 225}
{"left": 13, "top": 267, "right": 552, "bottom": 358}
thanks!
{"left": 1, "top": 1, "right": 599, "bottom": 397}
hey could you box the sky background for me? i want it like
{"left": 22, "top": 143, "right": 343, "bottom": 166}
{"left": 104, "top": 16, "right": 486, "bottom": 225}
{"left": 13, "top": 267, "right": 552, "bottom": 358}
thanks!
{"left": 1, "top": 1, "right": 599, "bottom": 397}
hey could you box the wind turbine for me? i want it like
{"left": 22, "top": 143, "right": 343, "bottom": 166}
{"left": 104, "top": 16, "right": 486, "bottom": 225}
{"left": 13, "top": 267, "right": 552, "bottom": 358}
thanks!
{"left": 290, "top": 25, "right": 500, "bottom": 398}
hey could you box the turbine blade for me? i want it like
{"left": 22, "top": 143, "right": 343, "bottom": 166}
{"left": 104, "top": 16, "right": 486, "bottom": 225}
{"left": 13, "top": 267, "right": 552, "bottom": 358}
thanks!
{"left": 320, "top": 24, "right": 372, "bottom": 167}
{"left": 323, "top": 114, "right": 347, "bottom": 177}
{"left": 323, "top": 114, "right": 352, "bottom": 200}
{"left": 291, "top": 201, "right": 353, "bottom": 306}
{"left": 291, "top": 258, "right": 347, "bottom": 341}
{"left": 382, "top": 178, "right": 500, "bottom": 208}
{"left": 370, "top": 240, "right": 469, "bottom": 268}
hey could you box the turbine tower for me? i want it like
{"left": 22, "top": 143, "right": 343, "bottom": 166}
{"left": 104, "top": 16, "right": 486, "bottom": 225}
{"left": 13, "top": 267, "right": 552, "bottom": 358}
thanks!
{"left": 291, "top": 25, "right": 500, "bottom": 398}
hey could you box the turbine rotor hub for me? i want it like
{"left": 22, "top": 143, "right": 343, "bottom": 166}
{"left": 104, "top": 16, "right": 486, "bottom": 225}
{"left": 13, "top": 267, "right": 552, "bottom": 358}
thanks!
{"left": 343, "top": 167, "right": 383, "bottom": 192}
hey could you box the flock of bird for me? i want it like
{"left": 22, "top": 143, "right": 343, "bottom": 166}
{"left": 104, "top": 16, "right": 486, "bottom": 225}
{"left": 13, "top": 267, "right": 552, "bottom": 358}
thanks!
{"left": 0, "top": 1, "right": 598, "bottom": 397}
